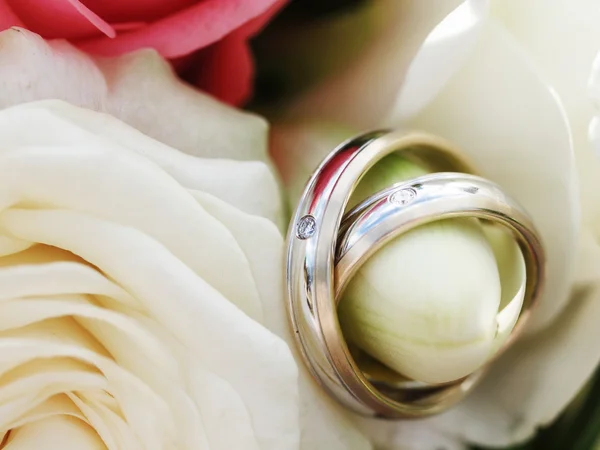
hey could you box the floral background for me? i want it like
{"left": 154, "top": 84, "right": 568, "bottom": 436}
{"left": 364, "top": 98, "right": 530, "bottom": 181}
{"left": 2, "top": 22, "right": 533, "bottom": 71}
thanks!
{"left": 0, "top": 0, "right": 597, "bottom": 449}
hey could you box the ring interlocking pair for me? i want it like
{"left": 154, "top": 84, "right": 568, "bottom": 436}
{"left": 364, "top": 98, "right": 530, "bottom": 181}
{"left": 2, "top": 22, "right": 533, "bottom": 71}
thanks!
{"left": 286, "top": 129, "right": 545, "bottom": 419}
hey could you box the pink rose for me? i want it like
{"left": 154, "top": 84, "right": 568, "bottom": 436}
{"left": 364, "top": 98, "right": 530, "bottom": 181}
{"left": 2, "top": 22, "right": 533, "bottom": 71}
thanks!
{"left": 0, "top": 0, "right": 286, "bottom": 105}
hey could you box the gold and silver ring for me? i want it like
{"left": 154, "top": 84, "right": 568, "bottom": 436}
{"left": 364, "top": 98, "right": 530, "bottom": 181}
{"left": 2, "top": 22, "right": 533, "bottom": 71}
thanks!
{"left": 286, "top": 129, "right": 545, "bottom": 418}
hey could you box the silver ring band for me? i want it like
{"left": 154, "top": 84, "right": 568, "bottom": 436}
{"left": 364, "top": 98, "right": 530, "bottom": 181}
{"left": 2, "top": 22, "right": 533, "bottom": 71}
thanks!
{"left": 286, "top": 130, "right": 545, "bottom": 418}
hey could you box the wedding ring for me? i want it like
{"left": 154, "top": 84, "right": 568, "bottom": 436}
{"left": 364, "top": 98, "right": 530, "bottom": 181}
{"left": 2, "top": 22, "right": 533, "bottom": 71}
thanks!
{"left": 286, "top": 130, "right": 545, "bottom": 418}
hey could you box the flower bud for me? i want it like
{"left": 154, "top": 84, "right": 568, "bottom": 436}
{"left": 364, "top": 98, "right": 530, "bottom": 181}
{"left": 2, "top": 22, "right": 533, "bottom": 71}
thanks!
{"left": 339, "top": 154, "right": 525, "bottom": 383}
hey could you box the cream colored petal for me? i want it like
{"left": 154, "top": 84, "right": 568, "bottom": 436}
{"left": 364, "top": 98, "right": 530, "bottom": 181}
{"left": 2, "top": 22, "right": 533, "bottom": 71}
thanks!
{"left": 0, "top": 359, "right": 107, "bottom": 430}
{"left": 0, "top": 237, "right": 32, "bottom": 257}
{"left": 0, "top": 30, "right": 282, "bottom": 225}
{"left": 0, "top": 208, "right": 301, "bottom": 450}
{"left": 0, "top": 31, "right": 309, "bottom": 449}
{"left": 0, "top": 295, "right": 208, "bottom": 449}
{"left": 0, "top": 296, "right": 179, "bottom": 381}
{"left": 0, "top": 250, "right": 136, "bottom": 309}
{"left": 11, "top": 99, "right": 281, "bottom": 223}
{"left": 96, "top": 51, "right": 270, "bottom": 163}
{"left": 2, "top": 395, "right": 135, "bottom": 450}
{"left": 404, "top": 22, "right": 579, "bottom": 332}
{"left": 0, "top": 320, "right": 173, "bottom": 449}
{"left": 285, "top": 0, "right": 469, "bottom": 128}
{"left": 0, "top": 100, "right": 305, "bottom": 449}
{"left": 431, "top": 284, "right": 600, "bottom": 447}
{"left": 492, "top": 0, "right": 600, "bottom": 229}
{"left": 67, "top": 392, "right": 142, "bottom": 450}
{"left": 0, "top": 131, "right": 263, "bottom": 321}
{"left": 4, "top": 416, "right": 105, "bottom": 450}
{"left": 190, "top": 191, "right": 285, "bottom": 329}
{"left": 133, "top": 315, "right": 263, "bottom": 450}
{"left": 389, "top": 0, "right": 489, "bottom": 121}
{"left": 6, "top": 395, "right": 86, "bottom": 430}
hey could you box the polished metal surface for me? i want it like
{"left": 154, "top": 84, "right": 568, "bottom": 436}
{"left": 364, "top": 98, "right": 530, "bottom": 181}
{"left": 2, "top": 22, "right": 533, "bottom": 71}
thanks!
{"left": 286, "top": 130, "right": 545, "bottom": 419}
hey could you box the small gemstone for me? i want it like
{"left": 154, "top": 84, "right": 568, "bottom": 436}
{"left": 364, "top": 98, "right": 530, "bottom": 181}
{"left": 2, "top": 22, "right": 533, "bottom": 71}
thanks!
{"left": 390, "top": 188, "right": 417, "bottom": 205}
{"left": 296, "top": 215, "right": 317, "bottom": 240}
{"left": 463, "top": 186, "right": 479, "bottom": 194}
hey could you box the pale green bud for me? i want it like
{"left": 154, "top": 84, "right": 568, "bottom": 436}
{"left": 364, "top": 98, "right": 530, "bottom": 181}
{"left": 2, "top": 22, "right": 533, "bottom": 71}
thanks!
{"left": 339, "top": 155, "right": 526, "bottom": 383}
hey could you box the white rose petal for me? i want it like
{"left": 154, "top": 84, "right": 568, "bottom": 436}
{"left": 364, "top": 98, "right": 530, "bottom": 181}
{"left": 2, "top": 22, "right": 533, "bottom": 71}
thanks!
{"left": 492, "top": 0, "right": 600, "bottom": 233}
{"left": 0, "top": 100, "right": 302, "bottom": 450}
{"left": 0, "top": 28, "right": 279, "bottom": 225}
{"left": 389, "top": 0, "right": 490, "bottom": 121}
{"left": 0, "top": 25, "right": 375, "bottom": 447}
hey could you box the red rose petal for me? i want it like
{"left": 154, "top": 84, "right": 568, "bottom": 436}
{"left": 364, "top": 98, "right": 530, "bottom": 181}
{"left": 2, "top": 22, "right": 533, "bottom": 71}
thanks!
{"left": 83, "top": 0, "right": 196, "bottom": 23}
{"left": 6, "top": 0, "right": 115, "bottom": 39}
{"left": 178, "top": 0, "right": 286, "bottom": 105}
{"left": 111, "top": 22, "right": 147, "bottom": 32}
{"left": 0, "top": 1, "right": 24, "bottom": 28}
{"left": 194, "top": 31, "right": 253, "bottom": 106}
{"left": 203, "top": 0, "right": 286, "bottom": 105}
{"left": 78, "top": 0, "right": 281, "bottom": 58}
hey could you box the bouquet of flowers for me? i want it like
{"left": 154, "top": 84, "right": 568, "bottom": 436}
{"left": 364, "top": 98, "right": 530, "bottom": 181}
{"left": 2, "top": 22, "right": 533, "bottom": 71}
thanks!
{"left": 0, "top": 0, "right": 597, "bottom": 449}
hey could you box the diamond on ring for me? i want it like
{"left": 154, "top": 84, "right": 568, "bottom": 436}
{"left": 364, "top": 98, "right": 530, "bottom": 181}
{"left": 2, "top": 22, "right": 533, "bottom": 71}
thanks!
{"left": 390, "top": 188, "right": 417, "bottom": 205}
{"left": 296, "top": 215, "right": 317, "bottom": 240}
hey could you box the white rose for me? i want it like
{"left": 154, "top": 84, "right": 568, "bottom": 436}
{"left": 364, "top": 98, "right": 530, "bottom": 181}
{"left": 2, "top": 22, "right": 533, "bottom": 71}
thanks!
{"left": 0, "top": 29, "right": 371, "bottom": 450}
{"left": 268, "top": 0, "right": 600, "bottom": 448}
